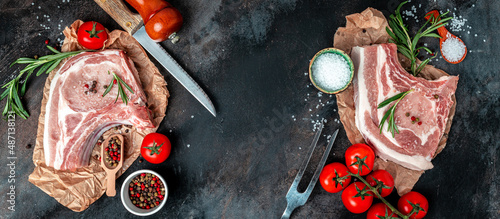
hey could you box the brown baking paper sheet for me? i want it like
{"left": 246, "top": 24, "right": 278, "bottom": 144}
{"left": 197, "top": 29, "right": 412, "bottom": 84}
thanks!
{"left": 333, "top": 8, "right": 457, "bottom": 195}
{"left": 28, "top": 20, "right": 169, "bottom": 212}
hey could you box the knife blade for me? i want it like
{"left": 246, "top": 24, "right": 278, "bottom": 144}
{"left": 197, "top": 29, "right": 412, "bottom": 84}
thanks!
{"left": 133, "top": 27, "right": 216, "bottom": 117}
{"left": 94, "top": 0, "right": 216, "bottom": 117}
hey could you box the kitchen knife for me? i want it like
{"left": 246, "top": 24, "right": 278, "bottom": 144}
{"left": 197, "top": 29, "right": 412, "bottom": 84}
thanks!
{"left": 94, "top": 0, "right": 216, "bottom": 117}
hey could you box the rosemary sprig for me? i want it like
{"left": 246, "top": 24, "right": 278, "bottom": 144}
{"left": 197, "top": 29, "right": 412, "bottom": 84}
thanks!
{"left": 386, "top": 1, "right": 452, "bottom": 76}
{"left": 378, "top": 90, "right": 413, "bottom": 137}
{"left": 102, "top": 71, "right": 134, "bottom": 105}
{"left": 1, "top": 46, "right": 90, "bottom": 119}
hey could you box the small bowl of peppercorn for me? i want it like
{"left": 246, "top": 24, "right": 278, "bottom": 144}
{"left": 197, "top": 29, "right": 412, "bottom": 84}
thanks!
{"left": 120, "top": 169, "right": 168, "bottom": 216}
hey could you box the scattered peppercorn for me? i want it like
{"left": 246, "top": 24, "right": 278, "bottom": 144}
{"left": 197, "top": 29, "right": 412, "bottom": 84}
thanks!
{"left": 26, "top": 144, "right": 32, "bottom": 149}
{"left": 415, "top": 117, "right": 419, "bottom": 122}
{"left": 418, "top": 121, "right": 422, "bottom": 125}
{"left": 44, "top": 39, "right": 49, "bottom": 44}
{"left": 34, "top": 55, "right": 39, "bottom": 59}
{"left": 113, "top": 79, "right": 117, "bottom": 84}
{"left": 411, "top": 116, "right": 416, "bottom": 121}
{"left": 129, "top": 173, "right": 165, "bottom": 209}
{"left": 434, "top": 94, "right": 439, "bottom": 99}
{"left": 405, "top": 112, "right": 410, "bottom": 117}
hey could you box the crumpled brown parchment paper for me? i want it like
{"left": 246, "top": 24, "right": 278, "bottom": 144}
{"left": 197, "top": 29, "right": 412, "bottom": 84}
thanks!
{"left": 28, "top": 20, "right": 169, "bottom": 212}
{"left": 333, "top": 8, "right": 457, "bottom": 195}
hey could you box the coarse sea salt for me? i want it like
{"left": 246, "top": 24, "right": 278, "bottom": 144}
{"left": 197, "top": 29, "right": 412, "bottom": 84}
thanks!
{"left": 441, "top": 33, "right": 466, "bottom": 62}
{"left": 311, "top": 53, "right": 350, "bottom": 92}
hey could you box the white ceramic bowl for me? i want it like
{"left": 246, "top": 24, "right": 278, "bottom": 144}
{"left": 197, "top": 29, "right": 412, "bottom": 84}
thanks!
{"left": 120, "top": 169, "right": 168, "bottom": 216}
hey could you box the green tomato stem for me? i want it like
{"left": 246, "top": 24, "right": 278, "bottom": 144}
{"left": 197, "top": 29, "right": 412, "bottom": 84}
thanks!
{"left": 348, "top": 172, "right": 408, "bottom": 219}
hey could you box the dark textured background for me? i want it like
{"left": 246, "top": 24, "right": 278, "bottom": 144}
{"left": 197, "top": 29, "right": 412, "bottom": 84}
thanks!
{"left": 0, "top": 0, "right": 498, "bottom": 218}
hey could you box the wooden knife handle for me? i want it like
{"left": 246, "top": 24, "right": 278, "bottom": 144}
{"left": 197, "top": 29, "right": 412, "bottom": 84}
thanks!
{"left": 93, "top": 0, "right": 143, "bottom": 34}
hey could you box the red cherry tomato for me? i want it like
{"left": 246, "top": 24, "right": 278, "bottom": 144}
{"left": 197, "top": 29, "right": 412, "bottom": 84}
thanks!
{"left": 367, "top": 203, "right": 395, "bottom": 219}
{"left": 366, "top": 170, "right": 394, "bottom": 198}
{"left": 345, "top": 143, "right": 375, "bottom": 176}
{"left": 140, "top": 133, "right": 171, "bottom": 164}
{"left": 77, "top": 21, "right": 108, "bottom": 49}
{"left": 398, "top": 191, "right": 429, "bottom": 219}
{"left": 341, "top": 182, "right": 373, "bottom": 214}
{"left": 319, "top": 162, "right": 351, "bottom": 193}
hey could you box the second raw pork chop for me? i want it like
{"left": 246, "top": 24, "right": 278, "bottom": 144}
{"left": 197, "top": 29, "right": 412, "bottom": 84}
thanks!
{"left": 351, "top": 43, "right": 458, "bottom": 171}
{"left": 44, "top": 50, "right": 154, "bottom": 171}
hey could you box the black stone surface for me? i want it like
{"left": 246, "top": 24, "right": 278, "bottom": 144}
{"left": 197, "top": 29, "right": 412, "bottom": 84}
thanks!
{"left": 0, "top": 0, "right": 498, "bottom": 218}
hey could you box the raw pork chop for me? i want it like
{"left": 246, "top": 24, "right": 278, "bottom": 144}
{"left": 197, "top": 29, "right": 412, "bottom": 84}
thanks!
{"left": 351, "top": 43, "right": 458, "bottom": 171}
{"left": 44, "top": 50, "right": 154, "bottom": 171}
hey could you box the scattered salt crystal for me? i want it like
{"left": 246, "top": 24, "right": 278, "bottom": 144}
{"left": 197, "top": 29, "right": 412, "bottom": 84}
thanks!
{"left": 484, "top": 39, "right": 486, "bottom": 42}
{"left": 38, "top": 6, "right": 41, "bottom": 9}
{"left": 48, "top": 19, "right": 50, "bottom": 21}
{"left": 304, "top": 72, "right": 308, "bottom": 75}
{"left": 187, "top": 144, "right": 190, "bottom": 148}
{"left": 191, "top": 115, "right": 194, "bottom": 118}
{"left": 474, "top": 34, "right": 477, "bottom": 37}
{"left": 311, "top": 53, "right": 350, "bottom": 92}
{"left": 317, "top": 92, "right": 323, "bottom": 97}
{"left": 448, "top": 16, "right": 467, "bottom": 32}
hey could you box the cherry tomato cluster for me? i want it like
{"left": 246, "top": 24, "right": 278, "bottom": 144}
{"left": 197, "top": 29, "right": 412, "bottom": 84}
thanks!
{"left": 319, "top": 143, "right": 429, "bottom": 219}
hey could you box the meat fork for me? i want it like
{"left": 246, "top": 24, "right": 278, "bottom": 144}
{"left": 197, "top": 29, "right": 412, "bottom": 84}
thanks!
{"left": 281, "top": 124, "right": 339, "bottom": 219}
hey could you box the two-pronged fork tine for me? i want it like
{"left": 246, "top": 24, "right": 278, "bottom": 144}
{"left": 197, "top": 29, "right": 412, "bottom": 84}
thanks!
{"left": 281, "top": 126, "right": 339, "bottom": 219}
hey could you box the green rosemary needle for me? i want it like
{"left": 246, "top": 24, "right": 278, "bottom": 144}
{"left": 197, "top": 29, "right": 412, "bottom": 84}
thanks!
{"left": 102, "top": 71, "right": 134, "bottom": 105}
{"left": 378, "top": 90, "right": 413, "bottom": 137}
{"left": 1, "top": 46, "right": 90, "bottom": 119}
